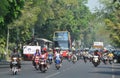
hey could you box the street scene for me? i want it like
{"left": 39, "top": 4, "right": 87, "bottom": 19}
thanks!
{"left": 0, "top": 0, "right": 120, "bottom": 78}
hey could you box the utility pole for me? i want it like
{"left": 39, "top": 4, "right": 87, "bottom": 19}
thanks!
{"left": 6, "top": 27, "right": 9, "bottom": 60}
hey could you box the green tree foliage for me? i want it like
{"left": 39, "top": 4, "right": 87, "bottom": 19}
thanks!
{"left": 35, "top": 0, "right": 91, "bottom": 42}
{"left": 0, "top": 0, "right": 92, "bottom": 53}
{"left": 99, "top": 0, "right": 120, "bottom": 47}
{"left": 0, "top": 0, "right": 24, "bottom": 54}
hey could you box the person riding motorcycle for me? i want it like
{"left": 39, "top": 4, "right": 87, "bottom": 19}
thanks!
{"left": 94, "top": 50, "right": 101, "bottom": 57}
{"left": 93, "top": 50, "right": 101, "bottom": 62}
{"left": 47, "top": 48, "right": 53, "bottom": 64}
{"left": 71, "top": 50, "right": 77, "bottom": 62}
{"left": 83, "top": 49, "right": 88, "bottom": 63}
{"left": 54, "top": 48, "right": 62, "bottom": 66}
{"left": 32, "top": 49, "right": 41, "bottom": 66}
{"left": 68, "top": 49, "right": 72, "bottom": 61}
{"left": 39, "top": 48, "right": 48, "bottom": 69}
{"left": 107, "top": 52, "right": 114, "bottom": 64}
{"left": 10, "top": 48, "right": 21, "bottom": 71}
{"left": 108, "top": 52, "right": 114, "bottom": 58}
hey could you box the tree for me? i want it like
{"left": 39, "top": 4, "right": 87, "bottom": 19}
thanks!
{"left": 0, "top": 0, "right": 24, "bottom": 55}
{"left": 99, "top": 0, "right": 120, "bottom": 47}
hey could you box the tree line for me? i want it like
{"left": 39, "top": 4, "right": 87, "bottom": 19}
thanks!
{"left": 0, "top": 0, "right": 120, "bottom": 56}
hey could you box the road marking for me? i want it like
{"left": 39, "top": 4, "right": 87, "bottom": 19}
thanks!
{"left": 45, "top": 72, "right": 60, "bottom": 78}
{"left": 112, "top": 64, "right": 115, "bottom": 78}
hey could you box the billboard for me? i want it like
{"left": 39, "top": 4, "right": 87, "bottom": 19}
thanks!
{"left": 93, "top": 42, "right": 104, "bottom": 49}
{"left": 23, "top": 46, "right": 41, "bottom": 54}
{"left": 94, "top": 42, "right": 103, "bottom": 46}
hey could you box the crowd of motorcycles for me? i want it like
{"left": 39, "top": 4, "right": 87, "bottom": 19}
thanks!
{"left": 32, "top": 53, "right": 62, "bottom": 73}
{"left": 10, "top": 50, "right": 115, "bottom": 75}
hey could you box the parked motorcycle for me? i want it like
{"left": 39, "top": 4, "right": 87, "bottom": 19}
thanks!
{"left": 11, "top": 57, "right": 19, "bottom": 75}
{"left": 92, "top": 56, "right": 100, "bottom": 67}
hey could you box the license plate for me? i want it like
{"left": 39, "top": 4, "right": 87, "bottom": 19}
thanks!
{"left": 41, "top": 62, "right": 44, "bottom": 64}
{"left": 12, "top": 62, "right": 17, "bottom": 64}
{"left": 114, "top": 59, "right": 117, "bottom": 63}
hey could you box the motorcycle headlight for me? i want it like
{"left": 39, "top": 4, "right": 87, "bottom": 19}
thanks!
{"left": 13, "top": 57, "right": 17, "bottom": 60}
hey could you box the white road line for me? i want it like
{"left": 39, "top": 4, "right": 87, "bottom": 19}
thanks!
{"left": 112, "top": 64, "right": 115, "bottom": 78}
{"left": 45, "top": 72, "right": 60, "bottom": 78}
{"left": 45, "top": 63, "right": 77, "bottom": 78}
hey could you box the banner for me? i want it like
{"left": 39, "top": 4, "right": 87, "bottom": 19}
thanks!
{"left": 23, "top": 46, "right": 41, "bottom": 54}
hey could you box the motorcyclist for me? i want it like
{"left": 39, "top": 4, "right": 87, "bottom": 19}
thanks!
{"left": 107, "top": 52, "right": 114, "bottom": 64}
{"left": 39, "top": 48, "right": 48, "bottom": 69}
{"left": 47, "top": 48, "right": 53, "bottom": 64}
{"left": 94, "top": 50, "right": 101, "bottom": 57}
{"left": 54, "top": 48, "right": 62, "bottom": 66}
{"left": 32, "top": 49, "right": 41, "bottom": 66}
{"left": 93, "top": 50, "right": 101, "bottom": 62}
{"left": 67, "top": 49, "right": 72, "bottom": 61}
{"left": 108, "top": 52, "right": 114, "bottom": 58}
{"left": 10, "top": 48, "right": 21, "bottom": 71}
{"left": 83, "top": 49, "right": 88, "bottom": 63}
{"left": 71, "top": 50, "right": 77, "bottom": 62}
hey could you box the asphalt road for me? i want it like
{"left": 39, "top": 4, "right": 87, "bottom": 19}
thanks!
{"left": 0, "top": 59, "right": 120, "bottom": 78}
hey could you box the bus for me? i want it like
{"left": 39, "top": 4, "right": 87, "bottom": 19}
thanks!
{"left": 53, "top": 31, "right": 72, "bottom": 58}
{"left": 53, "top": 31, "right": 71, "bottom": 50}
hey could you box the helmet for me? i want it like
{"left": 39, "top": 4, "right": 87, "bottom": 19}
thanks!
{"left": 36, "top": 49, "right": 39, "bottom": 51}
{"left": 95, "top": 50, "right": 98, "bottom": 52}
{"left": 42, "top": 47, "right": 47, "bottom": 52}
{"left": 13, "top": 47, "right": 18, "bottom": 53}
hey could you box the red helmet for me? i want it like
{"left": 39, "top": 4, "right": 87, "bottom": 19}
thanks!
{"left": 42, "top": 47, "right": 47, "bottom": 52}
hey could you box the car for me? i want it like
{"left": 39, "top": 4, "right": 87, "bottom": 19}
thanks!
{"left": 60, "top": 50, "right": 68, "bottom": 59}
{"left": 113, "top": 50, "right": 120, "bottom": 63}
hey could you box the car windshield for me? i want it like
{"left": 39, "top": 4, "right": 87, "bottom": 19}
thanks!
{"left": 117, "top": 51, "right": 120, "bottom": 55}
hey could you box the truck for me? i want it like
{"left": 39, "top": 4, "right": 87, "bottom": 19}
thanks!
{"left": 93, "top": 42, "right": 104, "bottom": 49}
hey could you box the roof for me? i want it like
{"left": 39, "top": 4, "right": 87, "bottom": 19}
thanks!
{"left": 35, "top": 38, "right": 52, "bottom": 43}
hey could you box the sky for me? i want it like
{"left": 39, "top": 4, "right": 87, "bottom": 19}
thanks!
{"left": 86, "top": 0, "right": 103, "bottom": 13}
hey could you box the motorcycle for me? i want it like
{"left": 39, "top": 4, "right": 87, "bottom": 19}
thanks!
{"left": 108, "top": 57, "right": 113, "bottom": 64}
{"left": 92, "top": 56, "right": 100, "bottom": 67}
{"left": 11, "top": 57, "right": 19, "bottom": 75}
{"left": 67, "top": 54, "right": 72, "bottom": 62}
{"left": 102, "top": 55, "right": 108, "bottom": 65}
{"left": 83, "top": 56, "right": 87, "bottom": 63}
{"left": 71, "top": 54, "right": 77, "bottom": 64}
{"left": 48, "top": 54, "right": 53, "bottom": 64}
{"left": 76, "top": 53, "right": 80, "bottom": 60}
{"left": 39, "top": 57, "right": 47, "bottom": 72}
{"left": 34, "top": 55, "right": 40, "bottom": 70}
{"left": 55, "top": 57, "right": 61, "bottom": 70}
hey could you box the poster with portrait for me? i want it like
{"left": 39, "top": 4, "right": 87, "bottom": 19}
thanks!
{"left": 23, "top": 46, "right": 41, "bottom": 54}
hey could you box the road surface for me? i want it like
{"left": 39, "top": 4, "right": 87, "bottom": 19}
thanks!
{"left": 0, "top": 59, "right": 120, "bottom": 78}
